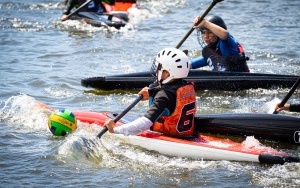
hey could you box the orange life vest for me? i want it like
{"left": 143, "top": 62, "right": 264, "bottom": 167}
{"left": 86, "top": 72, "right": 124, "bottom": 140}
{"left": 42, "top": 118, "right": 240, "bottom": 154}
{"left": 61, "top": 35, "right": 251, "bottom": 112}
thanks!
{"left": 151, "top": 84, "right": 196, "bottom": 137}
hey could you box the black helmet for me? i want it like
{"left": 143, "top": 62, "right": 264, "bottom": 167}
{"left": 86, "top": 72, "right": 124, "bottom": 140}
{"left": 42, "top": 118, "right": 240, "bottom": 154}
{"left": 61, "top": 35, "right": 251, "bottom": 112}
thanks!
{"left": 200, "top": 15, "right": 227, "bottom": 31}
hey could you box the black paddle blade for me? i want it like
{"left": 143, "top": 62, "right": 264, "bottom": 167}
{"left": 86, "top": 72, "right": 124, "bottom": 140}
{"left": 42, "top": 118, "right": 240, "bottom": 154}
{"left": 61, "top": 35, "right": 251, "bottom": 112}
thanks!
{"left": 259, "top": 153, "right": 300, "bottom": 165}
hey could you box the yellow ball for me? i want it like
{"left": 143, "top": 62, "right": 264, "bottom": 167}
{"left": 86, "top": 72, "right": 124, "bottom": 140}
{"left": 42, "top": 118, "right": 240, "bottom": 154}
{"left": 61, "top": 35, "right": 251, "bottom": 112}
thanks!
{"left": 48, "top": 109, "right": 77, "bottom": 136}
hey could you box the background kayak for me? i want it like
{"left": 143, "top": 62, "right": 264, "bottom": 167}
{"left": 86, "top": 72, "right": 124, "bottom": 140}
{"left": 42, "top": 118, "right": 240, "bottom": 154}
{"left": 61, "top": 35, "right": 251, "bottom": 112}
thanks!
{"left": 70, "top": 12, "right": 128, "bottom": 29}
{"left": 1, "top": 0, "right": 300, "bottom": 187}
{"left": 81, "top": 70, "right": 299, "bottom": 91}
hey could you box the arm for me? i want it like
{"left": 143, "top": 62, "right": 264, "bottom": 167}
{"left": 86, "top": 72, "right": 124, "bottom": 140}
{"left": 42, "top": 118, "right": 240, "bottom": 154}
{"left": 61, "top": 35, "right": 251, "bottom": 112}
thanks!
{"left": 275, "top": 103, "right": 290, "bottom": 112}
{"left": 218, "top": 34, "right": 240, "bottom": 56}
{"left": 194, "top": 18, "right": 228, "bottom": 40}
{"left": 105, "top": 90, "right": 173, "bottom": 135}
{"left": 60, "top": 0, "right": 78, "bottom": 21}
{"left": 190, "top": 56, "right": 207, "bottom": 69}
{"left": 63, "top": 0, "right": 77, "bottom": 15}
{"left": 114, "top": 117, "right": 153, "bottom": 135}
{"left": 290, "top": 103, "right": 300, "bottom": 112}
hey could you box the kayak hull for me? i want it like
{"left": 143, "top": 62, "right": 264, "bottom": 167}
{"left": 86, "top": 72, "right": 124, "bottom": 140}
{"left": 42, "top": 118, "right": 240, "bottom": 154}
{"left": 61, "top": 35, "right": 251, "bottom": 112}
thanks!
{"left": 122, "top": 133, "right": 260, "bottom": 162}
{"left": 70, "top": 12, "right": 127, "bottom": 29}
{"left": 72, "top": 110, "right": 300, "bottom": 164}
{"left": 81, "top": 70, "right": 299, "bottom": 91}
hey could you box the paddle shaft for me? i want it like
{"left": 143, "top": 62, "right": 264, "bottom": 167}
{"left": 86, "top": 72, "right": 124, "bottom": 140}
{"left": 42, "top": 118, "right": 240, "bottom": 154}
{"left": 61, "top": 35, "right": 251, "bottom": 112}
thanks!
{"left": 175, "top": 0, "right": 224, "bottom": 49}
{"left": 97, "top": 0, "right": 222, "bottom": 138}
{"left": 273, "top": 77, "right": 300, "bottom": 114}
{"left": 64, "top": 0, "right": 93, "bottom": 21}
{"left": 97, "top": 95, "right": 143, "bottom": 138}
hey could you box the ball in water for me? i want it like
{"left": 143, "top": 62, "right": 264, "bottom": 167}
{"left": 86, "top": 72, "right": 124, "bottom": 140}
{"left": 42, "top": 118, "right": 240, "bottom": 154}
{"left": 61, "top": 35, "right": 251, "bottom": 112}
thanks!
{"left": 48, "top": 109, "right": 77, "bottom": 136}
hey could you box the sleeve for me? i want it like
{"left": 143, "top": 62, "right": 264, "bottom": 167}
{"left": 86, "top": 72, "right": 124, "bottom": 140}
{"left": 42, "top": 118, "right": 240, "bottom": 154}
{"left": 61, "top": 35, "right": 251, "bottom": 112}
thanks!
{"left": 114, "top": 116, "right": 153, "bottom": 136}
{"left": 219, "top": 33, "right": 240, "bottom": 56}
{"left": 190, "top": 56, "right": 207, "bottom": 69}
{"left": 290, "top": 104, "right": 300, "bottom": 112}
{"left": 62, "top": 0, "right": 76, "bottom": 15}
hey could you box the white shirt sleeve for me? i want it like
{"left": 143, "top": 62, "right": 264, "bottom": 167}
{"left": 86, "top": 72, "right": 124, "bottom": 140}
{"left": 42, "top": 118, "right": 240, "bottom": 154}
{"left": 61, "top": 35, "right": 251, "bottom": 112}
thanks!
{"left": 114, "top": 116, "right": 153, "bottom": 136}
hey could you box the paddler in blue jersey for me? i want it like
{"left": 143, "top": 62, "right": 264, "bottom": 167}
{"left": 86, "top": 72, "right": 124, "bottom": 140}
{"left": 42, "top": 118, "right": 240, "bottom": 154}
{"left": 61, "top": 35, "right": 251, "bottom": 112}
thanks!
{"left": 104, "top": 48, "right": 197, "bottom": 137}
{"left": 190, "top": 15, "right": 250, "bottom": 72}
{"left": 60, "top": 0, "right": 115, "bottom": 21}
{"left": 275, "top": 103, "right": 300, "bottom": 113}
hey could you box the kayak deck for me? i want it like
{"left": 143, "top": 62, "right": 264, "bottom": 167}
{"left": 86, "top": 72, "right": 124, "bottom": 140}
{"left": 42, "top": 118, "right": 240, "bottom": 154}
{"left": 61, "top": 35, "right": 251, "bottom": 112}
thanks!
{"left": 195, "top": 113, "right": 300, "bottom": 145}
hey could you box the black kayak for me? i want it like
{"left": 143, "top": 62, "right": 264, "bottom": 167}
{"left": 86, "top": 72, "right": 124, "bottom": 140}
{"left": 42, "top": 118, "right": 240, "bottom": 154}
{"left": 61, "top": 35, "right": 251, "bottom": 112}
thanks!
{"left": 109, "top": 111, "right": 300, "bottom": 145}
{"left": 70, "top": 11, "right": 128, "bottom": 29}
{"left": 81, "top": 70, "right": 299, "bottom": 91}
{"left": 194, "top": 113, "right": 300, "bottom": 145}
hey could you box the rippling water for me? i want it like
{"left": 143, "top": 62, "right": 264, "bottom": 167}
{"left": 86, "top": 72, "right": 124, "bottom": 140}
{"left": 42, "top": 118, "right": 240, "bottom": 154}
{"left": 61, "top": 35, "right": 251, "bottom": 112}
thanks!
{"left": 1, "top": 0, "right": 300, "bottom": 187}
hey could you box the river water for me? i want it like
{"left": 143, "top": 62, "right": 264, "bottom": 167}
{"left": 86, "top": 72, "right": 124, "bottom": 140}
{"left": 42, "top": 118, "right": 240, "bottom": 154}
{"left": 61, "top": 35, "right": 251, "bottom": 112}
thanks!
{"left": 1, "top": 0, "right": 300, "bottom": 187}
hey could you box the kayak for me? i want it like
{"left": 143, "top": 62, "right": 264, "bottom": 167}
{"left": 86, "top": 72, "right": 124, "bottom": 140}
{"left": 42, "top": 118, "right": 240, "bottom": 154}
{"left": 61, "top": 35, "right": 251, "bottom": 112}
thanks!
{"left": 68, "top": 0, "right": 137, "bottom": 29}
{"left": 72, "top": 110, "right": 300, "bottom": 165}
{"left": 195, "top": 113, "right": 300, "bottom": 145}
{"left": 69, "top": 12, "right": 127, "bottom": 29}
{"left": 81, "top": 70, "right": 299, "bottom": 91}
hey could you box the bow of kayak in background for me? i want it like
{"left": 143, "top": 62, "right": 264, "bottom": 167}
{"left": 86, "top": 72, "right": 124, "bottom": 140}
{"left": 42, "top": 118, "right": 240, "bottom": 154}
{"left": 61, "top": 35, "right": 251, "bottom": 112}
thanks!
{"left": 66, "top": 0, "right": 138, "bottom": 29}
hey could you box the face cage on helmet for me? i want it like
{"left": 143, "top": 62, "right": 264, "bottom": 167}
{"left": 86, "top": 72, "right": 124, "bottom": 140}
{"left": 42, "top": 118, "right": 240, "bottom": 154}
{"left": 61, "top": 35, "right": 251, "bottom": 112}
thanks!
{"left": 196, "top": 29, "right": 206, "bottom": 48}
{"left": 150, "top": 60, "right": 162, "bottom": 84}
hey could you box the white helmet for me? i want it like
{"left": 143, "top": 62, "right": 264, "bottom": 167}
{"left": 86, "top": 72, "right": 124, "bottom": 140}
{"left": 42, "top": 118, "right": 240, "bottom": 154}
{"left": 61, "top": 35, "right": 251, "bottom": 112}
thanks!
{"left": 151, "top": 48, "right": 189, "bottom": 84}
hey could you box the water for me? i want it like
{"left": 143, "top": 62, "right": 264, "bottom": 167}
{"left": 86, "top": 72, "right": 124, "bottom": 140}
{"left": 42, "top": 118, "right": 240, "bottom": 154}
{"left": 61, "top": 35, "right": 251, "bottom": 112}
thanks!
{"left": 1, "top": 0, "right": 300, "bottom": 187}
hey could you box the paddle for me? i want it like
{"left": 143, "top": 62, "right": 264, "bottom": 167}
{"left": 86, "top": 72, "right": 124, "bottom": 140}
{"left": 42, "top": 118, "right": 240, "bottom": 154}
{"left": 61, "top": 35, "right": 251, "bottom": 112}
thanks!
{"left": 273, "top": 77, "right": 300, "bottom": 114}
{"left": 175, "top": 0, "right": 224, "bottom": 49}
{"left": 96, "top": 0, "right": 223, "bottom": 138}
{"left": 62, "top": 0, "right": 93, "bottom": 21}
{"left": 97, "top": 95, "right": 143, "bottom": 138}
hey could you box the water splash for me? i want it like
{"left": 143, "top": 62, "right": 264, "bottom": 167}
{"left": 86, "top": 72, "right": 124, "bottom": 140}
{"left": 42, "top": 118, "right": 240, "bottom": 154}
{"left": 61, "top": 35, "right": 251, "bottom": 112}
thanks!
{"left": 0, "top": 94, "right": 50, "bottom": 131}
{"left": 256, "top": 98, "right": 281, "bottom": 114}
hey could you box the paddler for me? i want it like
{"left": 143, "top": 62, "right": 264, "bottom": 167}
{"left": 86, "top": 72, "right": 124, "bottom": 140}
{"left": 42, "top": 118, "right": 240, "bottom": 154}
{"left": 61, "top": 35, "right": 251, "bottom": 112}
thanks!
{"left": 190, "top": 15, "right": 250, "bottom": 72}
{"left": 60, "top": 0, "right": 115, "bottom": 21}
{"left": 104, "top": 48, "right": 197, "bottom": 137}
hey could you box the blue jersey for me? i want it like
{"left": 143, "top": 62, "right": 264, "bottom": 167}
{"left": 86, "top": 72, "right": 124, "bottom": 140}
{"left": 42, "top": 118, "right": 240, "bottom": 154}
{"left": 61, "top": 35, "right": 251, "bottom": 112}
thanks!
{"left": 190, "top": 32, "right": 240, "bottom": 69}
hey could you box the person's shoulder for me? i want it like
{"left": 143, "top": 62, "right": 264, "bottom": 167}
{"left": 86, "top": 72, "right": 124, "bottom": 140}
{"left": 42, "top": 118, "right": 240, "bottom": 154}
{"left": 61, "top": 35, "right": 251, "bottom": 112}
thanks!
{"left": 220, "top": 32, "right": 238, "bottom": 45}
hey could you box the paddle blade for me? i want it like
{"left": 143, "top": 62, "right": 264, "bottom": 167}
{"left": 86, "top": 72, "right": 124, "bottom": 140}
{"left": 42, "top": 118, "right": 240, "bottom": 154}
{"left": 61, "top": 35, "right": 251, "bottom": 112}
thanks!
{"left": 259, "top": 153, "right": 300, "bottom": 165}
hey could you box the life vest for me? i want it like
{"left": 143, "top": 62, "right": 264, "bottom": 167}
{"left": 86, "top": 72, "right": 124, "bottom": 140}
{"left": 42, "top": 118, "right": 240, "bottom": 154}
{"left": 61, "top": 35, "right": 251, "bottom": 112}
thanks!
{"left": 151, "top": 84, "right": 196, "bottom": 137}
{"left": 226, "top": 43, "right": 250, "bottom": 72}
{"left": 205, "top": 41, "right": 250, "bottom": 72}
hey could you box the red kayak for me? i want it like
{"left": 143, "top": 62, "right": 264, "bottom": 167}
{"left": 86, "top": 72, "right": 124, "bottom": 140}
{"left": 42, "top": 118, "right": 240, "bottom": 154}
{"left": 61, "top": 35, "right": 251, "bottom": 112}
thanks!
{"left": 72, "top": 110, "right": 300, "bottom": 165}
